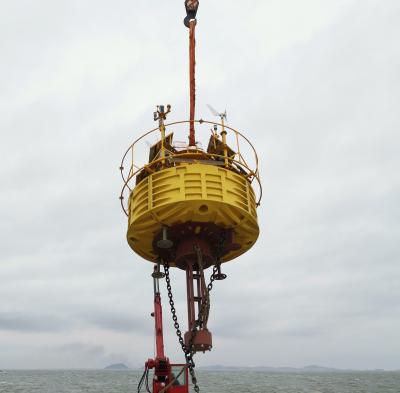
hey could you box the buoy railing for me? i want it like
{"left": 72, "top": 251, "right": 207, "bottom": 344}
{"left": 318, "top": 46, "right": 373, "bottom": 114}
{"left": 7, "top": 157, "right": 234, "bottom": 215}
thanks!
{"left": 119, "top": 120, "right": 262, "bottom": 216}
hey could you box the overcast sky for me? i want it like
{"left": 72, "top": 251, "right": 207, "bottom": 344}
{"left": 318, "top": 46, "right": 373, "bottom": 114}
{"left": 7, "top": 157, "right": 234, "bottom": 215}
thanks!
{"left": 1, "top": 0, "right": 399, "bottom": 370}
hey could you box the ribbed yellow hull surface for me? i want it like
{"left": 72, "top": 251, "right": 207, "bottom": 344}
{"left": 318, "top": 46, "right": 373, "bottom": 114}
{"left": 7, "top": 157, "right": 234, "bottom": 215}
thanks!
{"left": 127, "top": 163, "right": 259, "bottom": 264}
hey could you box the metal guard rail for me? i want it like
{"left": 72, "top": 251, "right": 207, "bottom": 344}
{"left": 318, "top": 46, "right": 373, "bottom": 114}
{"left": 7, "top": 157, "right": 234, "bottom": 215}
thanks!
{"left": 119, "top": 120, "right": 262, "bottom": 216}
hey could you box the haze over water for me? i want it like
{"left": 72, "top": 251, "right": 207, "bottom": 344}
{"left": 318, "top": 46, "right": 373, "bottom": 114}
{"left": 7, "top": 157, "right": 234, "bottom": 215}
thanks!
{"left": 1, "top": 370, "right": 400, "bottom": 393}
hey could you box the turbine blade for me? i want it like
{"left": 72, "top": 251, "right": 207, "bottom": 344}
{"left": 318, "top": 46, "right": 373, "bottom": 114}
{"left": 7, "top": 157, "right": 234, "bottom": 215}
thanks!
{"left": 207, "top": 104, "right": 220, "bottom": 117}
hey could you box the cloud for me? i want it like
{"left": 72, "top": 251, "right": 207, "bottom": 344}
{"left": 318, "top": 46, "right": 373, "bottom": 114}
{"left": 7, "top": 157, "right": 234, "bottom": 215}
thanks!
{"left": 0, "top": 312, "right": 70, "bottom": 333}
{"left": 59, "top": 342, "right": 105, "bottom": 356}
{"left": 0, "top": 0, "right": 399, "bottom": 370}
{"left": 79, "top": 311, "right": 148, "bottom": 333}
{"left": 55, "top": 342, "right": 130, "bottom": 369}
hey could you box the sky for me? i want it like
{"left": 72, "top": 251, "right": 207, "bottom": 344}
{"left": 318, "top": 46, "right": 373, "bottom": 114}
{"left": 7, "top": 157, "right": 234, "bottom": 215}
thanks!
{"left": 0, "top": 0, "right": 399, "bottom": 370}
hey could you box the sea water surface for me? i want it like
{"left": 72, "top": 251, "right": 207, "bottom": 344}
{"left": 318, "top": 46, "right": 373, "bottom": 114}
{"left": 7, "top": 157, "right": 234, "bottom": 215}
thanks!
{"left": 0, "top": 370, "right": 399, "bottom": 393}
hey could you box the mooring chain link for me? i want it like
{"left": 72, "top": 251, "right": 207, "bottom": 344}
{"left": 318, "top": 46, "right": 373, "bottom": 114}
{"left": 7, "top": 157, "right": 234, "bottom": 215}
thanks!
{"left": 164, "top": 262, "right": 221, "bottom": 393}
{"left": 215, "top": 230, "right": 227, "bottom": 264}
{"left": 162, "top": 232, "right": 227, "bottom": 392}
{"left": 194, "top": 246, "right": 210, "bottom": 329}
{"left": 164, "top": 260, "right": 200, "bottom": 392}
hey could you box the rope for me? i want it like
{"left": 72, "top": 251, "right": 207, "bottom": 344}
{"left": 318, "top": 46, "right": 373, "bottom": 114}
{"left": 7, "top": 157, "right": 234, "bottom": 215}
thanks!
{"left": 137, "top": 366, "right": 151, "bottom": 393}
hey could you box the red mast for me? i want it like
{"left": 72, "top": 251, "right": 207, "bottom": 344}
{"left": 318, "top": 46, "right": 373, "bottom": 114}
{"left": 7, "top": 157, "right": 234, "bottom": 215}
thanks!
{"left": 188, "top": 20, "right": 196, "bottom": 146}
{"left": 185, "top": 1, "right": 199, "bottom": 146}
{"left": 141, "top": 265, "right": 188, "bottom": 393}
{"left": 154, "top": 291, "right": 165, "bottom": 359}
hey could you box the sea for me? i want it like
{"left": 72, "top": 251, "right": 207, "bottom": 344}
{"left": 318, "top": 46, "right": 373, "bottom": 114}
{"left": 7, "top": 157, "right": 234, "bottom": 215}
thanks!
{"left": 0, "top": 369, "right": 399, "bottom": 393}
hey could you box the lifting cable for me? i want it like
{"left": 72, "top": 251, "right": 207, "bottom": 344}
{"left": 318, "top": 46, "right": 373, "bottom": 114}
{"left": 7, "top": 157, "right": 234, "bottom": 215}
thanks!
{"left": 189, "top": 20, "right": 196, "bottom": 146}
{"left": 185, "top": 0, "right": 199, "bottom": 146}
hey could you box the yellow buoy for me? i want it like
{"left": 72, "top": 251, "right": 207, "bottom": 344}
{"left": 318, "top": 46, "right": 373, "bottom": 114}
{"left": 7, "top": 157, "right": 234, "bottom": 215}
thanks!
{"left": 120, "top": 117, "right": 261, "bottom": 270}
{"left": 120, "top": 0, "right": 262, "bottom": 357}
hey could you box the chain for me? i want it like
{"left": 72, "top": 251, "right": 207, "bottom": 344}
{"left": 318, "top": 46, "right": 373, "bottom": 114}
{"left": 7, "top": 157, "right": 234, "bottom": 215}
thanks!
{"left": 194, "top": 246, "right": 217, "bottom": 329}
{"left": 164, "top": 260, "right": 200, "bottom": 392}
{"left": 215, "top": 230, "right": 227, "bottom": 264}
{"left": 162, "top": 232, "right": 226, "bottom": 392}
{"left": 195, "top": 230, "right": 226, "bottom": 330}
{"left": 207, "top": 263, "right": 219, "bottom": 292}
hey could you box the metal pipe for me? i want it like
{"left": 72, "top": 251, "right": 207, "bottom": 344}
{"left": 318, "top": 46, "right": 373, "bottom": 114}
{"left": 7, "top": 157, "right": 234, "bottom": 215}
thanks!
{"left": 220, "top": 117, "right": 229, "bottom": 167}
{"left": 186, "top": 264, "right": 196, "bottom": 331}
{"left": 188, "top": 21, "right": 196, "bottom": 146}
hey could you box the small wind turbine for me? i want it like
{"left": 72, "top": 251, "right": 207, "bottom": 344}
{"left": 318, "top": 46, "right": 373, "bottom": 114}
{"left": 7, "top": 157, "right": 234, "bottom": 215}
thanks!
{"left": 207, "top": 104, "right": 227, "bottom": 123}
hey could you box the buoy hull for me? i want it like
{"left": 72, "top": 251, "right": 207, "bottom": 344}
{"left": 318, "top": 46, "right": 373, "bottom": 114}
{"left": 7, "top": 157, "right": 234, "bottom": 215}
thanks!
{"left": 127, "top": 163, "right": 259, "bottom": 265}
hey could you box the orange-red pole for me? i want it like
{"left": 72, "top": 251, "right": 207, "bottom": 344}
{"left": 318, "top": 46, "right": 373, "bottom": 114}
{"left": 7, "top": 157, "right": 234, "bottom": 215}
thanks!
{"left": 189, "top": 20, "right": 196, "bottom": 146}
{"left": 154, "top": 293, "right": 165, "bottom": 358}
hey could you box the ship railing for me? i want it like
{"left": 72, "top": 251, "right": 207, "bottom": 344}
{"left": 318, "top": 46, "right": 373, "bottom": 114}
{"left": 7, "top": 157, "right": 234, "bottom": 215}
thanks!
{"left": 119, "top": 120, "right": 262, "bottom": 216}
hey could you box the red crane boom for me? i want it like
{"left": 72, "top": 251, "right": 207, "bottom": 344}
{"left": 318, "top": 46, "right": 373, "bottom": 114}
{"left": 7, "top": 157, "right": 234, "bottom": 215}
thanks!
{"left": 140, "top": 266, "right": 188, "bottom": 393}
{"left": 154, "top": 291, "right": 165, "bottom": 358}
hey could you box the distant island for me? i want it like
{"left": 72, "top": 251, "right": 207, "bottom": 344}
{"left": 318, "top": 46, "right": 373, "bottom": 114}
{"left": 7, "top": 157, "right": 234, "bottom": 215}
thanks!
{"left": 198, "top": 365, "right": 392, "bottom": 373}
{"left": 102, "top": 364, "right": 398, "bottom": 372}
{"left": 104, "top": 363, "right": 129, "bottom": 370}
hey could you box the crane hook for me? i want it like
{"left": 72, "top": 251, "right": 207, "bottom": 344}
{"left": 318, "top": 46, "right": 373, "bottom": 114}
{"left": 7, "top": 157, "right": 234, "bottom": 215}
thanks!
{"left": 184, "top": 0, "right": 199, "bottom": 28}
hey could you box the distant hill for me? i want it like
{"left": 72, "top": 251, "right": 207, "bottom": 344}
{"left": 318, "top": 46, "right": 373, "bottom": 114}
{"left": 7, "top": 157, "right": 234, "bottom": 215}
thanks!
{"left": 104, "top": 363, "right": 129, "bottom": 370}
{"left": 199, "top": 365, "right": 360, "bottom": 372}
{"left": 302, "top": 365, "right": 339, "bottom": 372}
